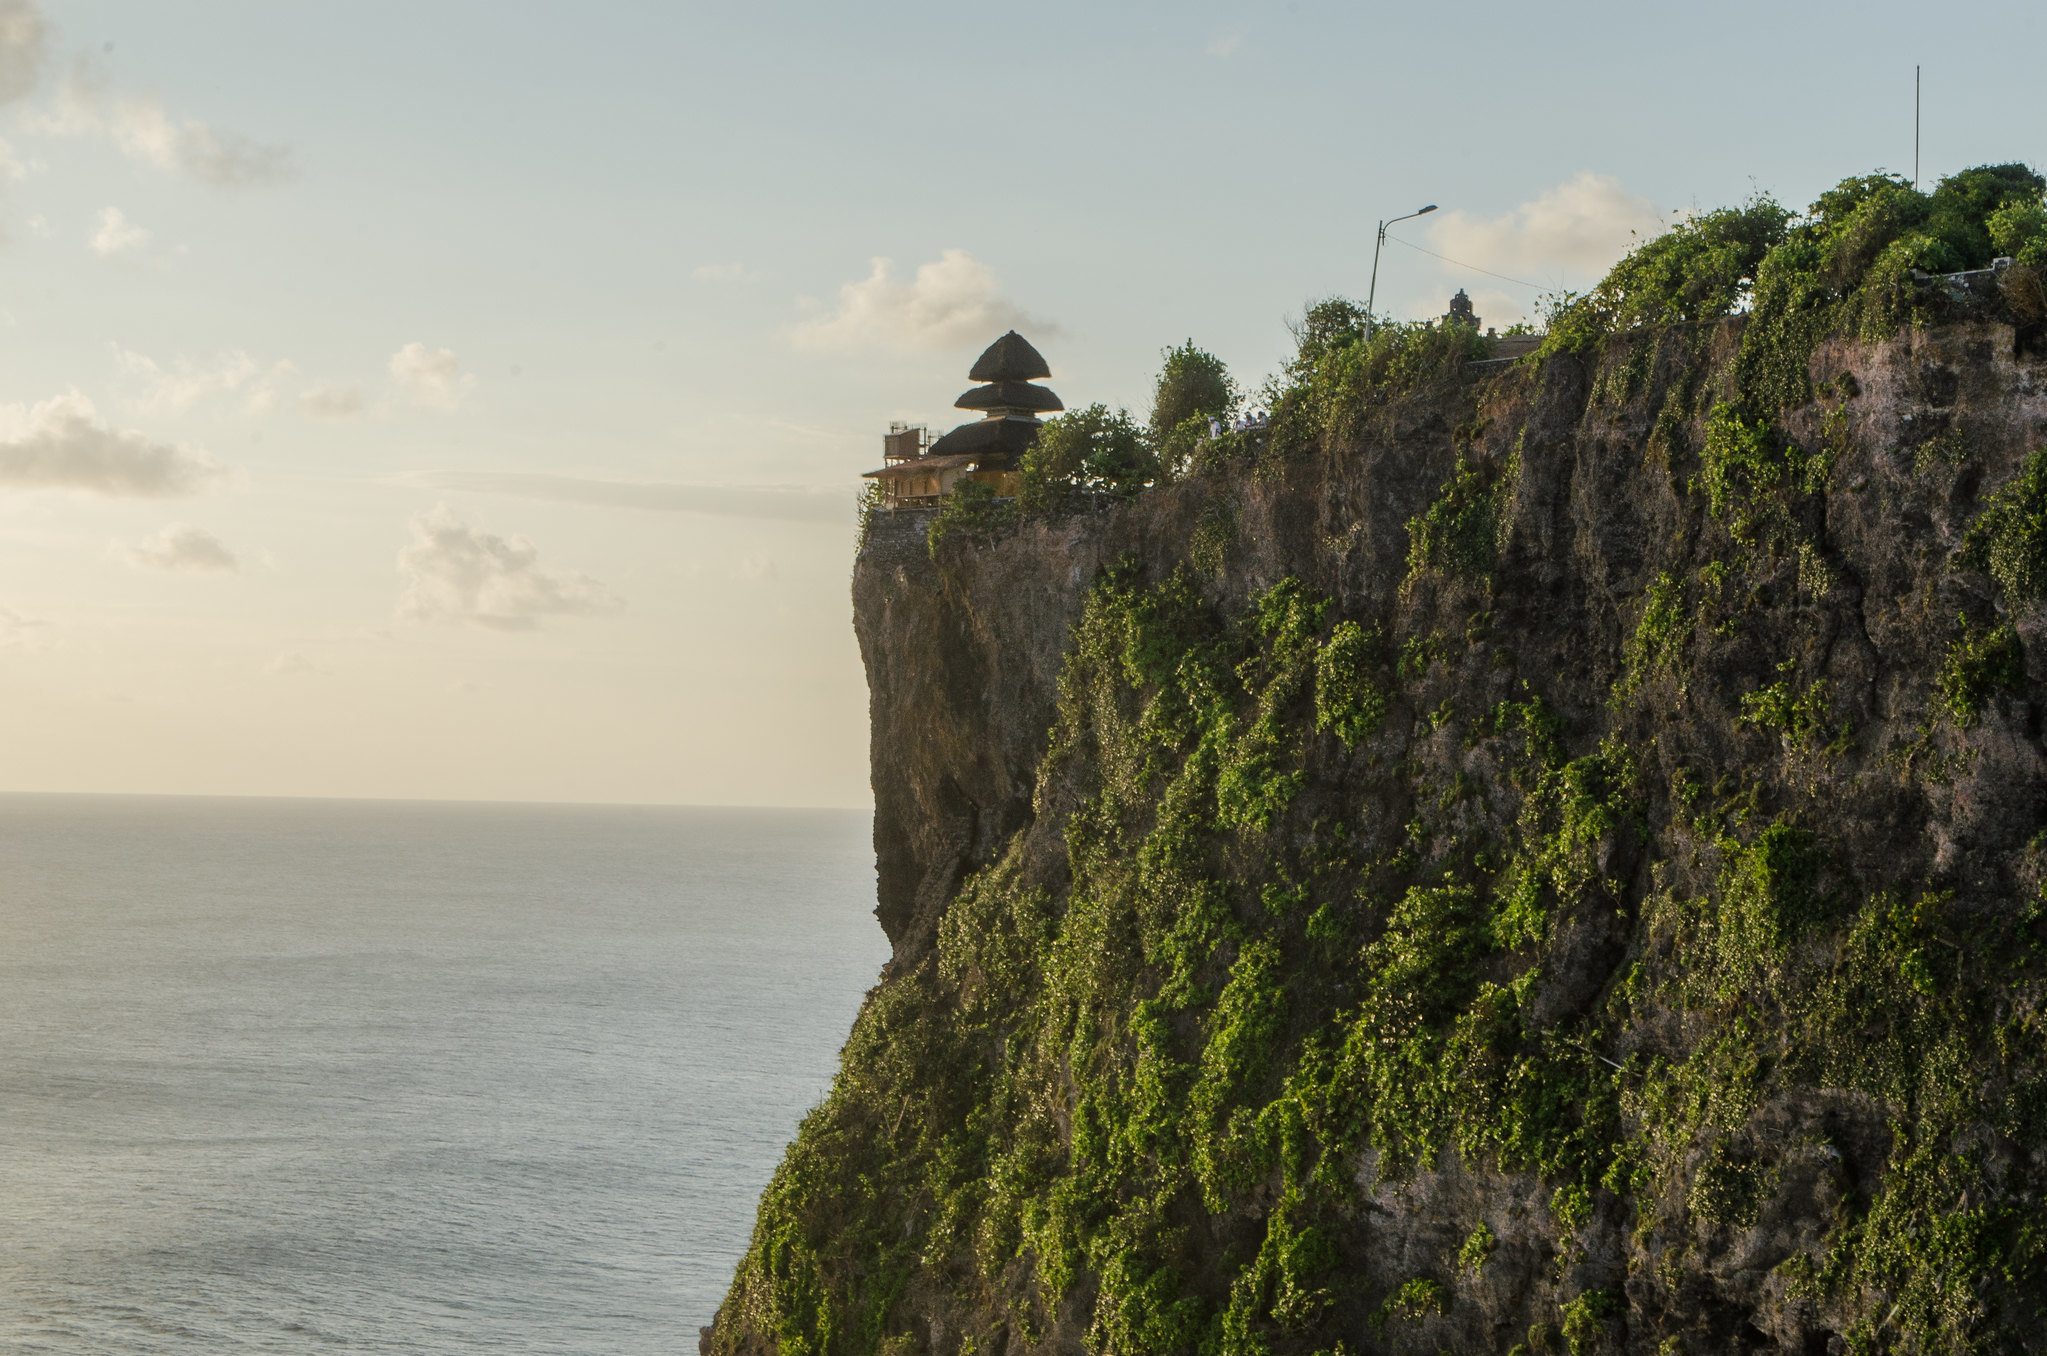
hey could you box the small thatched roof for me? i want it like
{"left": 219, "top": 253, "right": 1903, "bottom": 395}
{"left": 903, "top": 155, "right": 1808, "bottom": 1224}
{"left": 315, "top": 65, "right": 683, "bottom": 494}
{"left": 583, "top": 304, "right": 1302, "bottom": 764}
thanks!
{"left": 955, "top": 380, "right": 1063, "bottom": 414}
{"left": 968, "top": 331, "right": 1051, "bottom": 383}
{"left": 929, "top": 416, "right": 1041, "bottom": 463}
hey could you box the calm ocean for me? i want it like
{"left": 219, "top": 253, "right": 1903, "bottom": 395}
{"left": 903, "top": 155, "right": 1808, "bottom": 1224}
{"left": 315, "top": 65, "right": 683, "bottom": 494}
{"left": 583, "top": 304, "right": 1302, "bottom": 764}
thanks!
{"left": 0, "top": 795, "right": 888, "bottom": 1354}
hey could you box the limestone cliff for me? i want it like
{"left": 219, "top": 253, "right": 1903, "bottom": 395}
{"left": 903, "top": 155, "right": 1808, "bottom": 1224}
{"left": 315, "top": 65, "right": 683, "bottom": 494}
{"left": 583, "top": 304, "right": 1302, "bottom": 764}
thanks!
{"left": 707, "top": 306, "right": 2047, "bottom": 1354}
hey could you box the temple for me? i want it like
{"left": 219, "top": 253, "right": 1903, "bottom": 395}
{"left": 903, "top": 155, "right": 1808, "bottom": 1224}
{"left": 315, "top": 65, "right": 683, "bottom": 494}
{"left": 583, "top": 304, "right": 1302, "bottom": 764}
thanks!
{"left": 1444, "top": 287, "right": 1479, "bottom": 330}
{"left": 863, "top": 331, "right": 1062, "bottom": 508}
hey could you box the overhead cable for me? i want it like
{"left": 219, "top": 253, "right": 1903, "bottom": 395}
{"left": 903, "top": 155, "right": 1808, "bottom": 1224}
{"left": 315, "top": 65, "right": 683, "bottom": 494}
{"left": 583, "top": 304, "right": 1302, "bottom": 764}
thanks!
{"left": 1384, "top": 234, "right": 1548, "bottom": 292}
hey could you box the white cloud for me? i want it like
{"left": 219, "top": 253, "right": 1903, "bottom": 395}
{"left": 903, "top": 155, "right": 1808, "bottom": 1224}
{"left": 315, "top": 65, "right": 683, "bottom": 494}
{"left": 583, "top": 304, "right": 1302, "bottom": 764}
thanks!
{"left": 1423, "top": 172, "right": 1668, "bottom": 292}
{"left": 1205, "top": 32, "right": 1244, "bottom": 58}
{"left": 0, "top": 602, "right": 50, "bottom": 649}
{"left": 112, "top": 345, "right": 293, "bottom": 415}
{"left": 38, "top": 58, "right": 291, "bottom": 187}
{"left": 299, "top": 382, "right": 365, "bottom": 419}
{"left": 0, "top": 392, "right": 223, "bottom": 496}
{"left": 263, "top": 649, "right": 324, "bottom": 678}
{"left": 792, "top": 249, "right": 1055, "bottom": 352}
{"left": 396, "top": 505, "right": 619, "bottom": 632}
{"left": 0, "top": 0, "right": 47, "bottom": 106}
{"left": 388, "top": 342, "right": 473, "bottom": 411}
{"left": 683, "top": 553, "right": 784, "bottom": 585}
{"left": 89, "top": 204, "right": 147, "bottom": 255}
{"left": 118, "top": 522, "right": 237, "bottom": 573}
{"left": 693, "top": 261, "right": 762, "bottom": 282}
{"left": 399, "top": 469, "right": 845, "bottom": 523}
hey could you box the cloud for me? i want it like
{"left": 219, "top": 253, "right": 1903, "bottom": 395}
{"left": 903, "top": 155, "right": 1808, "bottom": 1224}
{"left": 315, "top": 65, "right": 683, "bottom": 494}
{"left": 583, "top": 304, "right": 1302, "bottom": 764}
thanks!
{"left": 389, "top": 342, "right": 473, "bottom": 410}
{"left": 0, "top": 0, "right": 47, "bottom": 106}
{"left": 38, "top": 58, "right": 292, "bottom": 187}
{"left": 112, "top": 345, "right": 293, "bottom": 415}
{"left": 792, "top": 249, "right": 1055, "bottom": 352}
{"left": 693, "top": 261, "right": 762, "bottom": 282}
{"left": 118, "top": 522, "right": 237, "bottom": 573}
{"left": 0, "top": 392, "right": 223, "bottom": 496}
{"left": 396, "top": 505, "right": 619, "bottom": 632}
{"left": 299, "top": 382, "right": 366, "bottom": 419}
{"left": 1423, "top": 172, "right": 1668, "bottom": 291}
{"left": 1205, "top": 32, "right": 1244, "bottom": 57}
{"left": 399, "top": 469, "right": 847, "bottom": 524}
{"left": 685, "top": 552, "right": 780, "bottom": 585}
{"left": 263, "top": 649, "right": 324, "bottom": 678}
{"left": 89, "top": 204, "right": 146, "bottom": 255}
{"left": 0, "top": 602, "right": 50, "bottom": 649}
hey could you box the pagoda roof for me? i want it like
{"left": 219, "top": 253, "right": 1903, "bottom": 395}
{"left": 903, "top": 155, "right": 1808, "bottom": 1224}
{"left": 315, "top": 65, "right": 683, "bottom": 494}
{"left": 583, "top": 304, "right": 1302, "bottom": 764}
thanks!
{"left": 955, "top": 380, "right": 1063, "bottom": 414}
{"left": 929, "top": 415, "right": 1042, "bottom": 464}
{"left": 968, "top": 331, "right": 1052, "bottom": 383}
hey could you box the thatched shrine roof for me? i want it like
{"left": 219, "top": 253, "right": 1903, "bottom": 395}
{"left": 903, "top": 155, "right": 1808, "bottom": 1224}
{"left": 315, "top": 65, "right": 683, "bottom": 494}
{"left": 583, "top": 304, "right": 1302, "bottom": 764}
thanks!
{"left": 955, "top": 380, "right": 1064, "bottom": 414}
{"left": 928, "top": 416, "right": 1041, "bottom": 462}
{"left": 967, "top": 331, "right": 1051, "bottom": 383}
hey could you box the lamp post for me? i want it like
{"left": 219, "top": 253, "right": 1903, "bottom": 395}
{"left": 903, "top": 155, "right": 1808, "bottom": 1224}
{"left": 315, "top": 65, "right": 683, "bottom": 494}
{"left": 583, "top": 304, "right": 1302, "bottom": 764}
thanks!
{"left": 1366, "top": 203, "right": 1437, "bottom": 338}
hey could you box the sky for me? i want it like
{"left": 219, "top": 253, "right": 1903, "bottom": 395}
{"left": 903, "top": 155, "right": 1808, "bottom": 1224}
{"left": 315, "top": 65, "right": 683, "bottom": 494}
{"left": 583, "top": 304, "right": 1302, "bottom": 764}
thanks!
{"left": 0, "top": 0, "right": 2041, "bottom": 809}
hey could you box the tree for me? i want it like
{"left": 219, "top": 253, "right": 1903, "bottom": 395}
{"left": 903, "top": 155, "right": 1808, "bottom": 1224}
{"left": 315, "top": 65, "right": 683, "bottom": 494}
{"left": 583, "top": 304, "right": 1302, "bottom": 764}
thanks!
{"left": 1925, "top": 163, "right": 2047, "bottom": 268}
{"left": 1149, "top": 342, "right": 1238, "bottom": 478}
{"left": 1148, "top": 341, "right": 1237, "bottom": 444}
{"left": 1019, "top": 404, "right": 1156, "bottom": 514}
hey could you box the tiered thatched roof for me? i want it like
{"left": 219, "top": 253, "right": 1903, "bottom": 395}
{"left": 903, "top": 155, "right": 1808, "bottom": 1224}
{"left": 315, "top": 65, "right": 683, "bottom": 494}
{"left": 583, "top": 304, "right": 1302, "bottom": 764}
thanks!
{"left": 967, "top": 330, "right": 1052, "bottom": 383}
{"left": 930, "top": 332, "right": 1060, "bottom": 462}
{"left": 955, "top": 380, "right": 1064, "bottom": 414}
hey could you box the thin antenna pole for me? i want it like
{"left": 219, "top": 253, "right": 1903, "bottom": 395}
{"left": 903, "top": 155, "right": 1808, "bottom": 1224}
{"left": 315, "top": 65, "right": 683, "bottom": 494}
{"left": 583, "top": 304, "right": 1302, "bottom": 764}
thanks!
{"left": 1914, "top": 65, "right": 1920, "bottom": 188}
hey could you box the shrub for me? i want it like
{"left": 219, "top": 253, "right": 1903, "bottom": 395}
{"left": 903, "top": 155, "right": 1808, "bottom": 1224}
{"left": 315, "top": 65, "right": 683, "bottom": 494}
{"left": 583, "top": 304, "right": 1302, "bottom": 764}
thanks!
{"left": 1695, "top": 403, "right": 1826, "bottom": 547}
{"left": 1989, "top": 195, "right": 2047, "bottom": 266}
{"left": 1156, "top": 413, "right": 1215, "bottom": 480}
{"left": 1740, "top": 165, "right": 2047, "bottom": 410}
{"left": 1559, "top": 1289, "right": 1619, "bottom": 1355}
{"left": 1264, "top": 304, "right": 1491, "bottom": 461}
{"left": 1937, "top": 619, "right": 2024, "bottom": 727}
{"left": 1457, "top": 1221, "right": 1497, "bottom": 1274}
{"left": 1540, "top": 198, "right": 1790, "bottom": 355}
{"left": 1314, "top": 620, "right": 1386, "bottom": 746}
{"left": 1738, "top": 658, "right": 1842, "bottom": 752}
{"left": 1404, "top": 453, "right": 1519, "bottom": 586}
{"left": 1924, "top": 163, "right": 2047, "bottom": 267}
{"left": 1617, "top": 571, "right": 1686, "bottom": 696}
{"left": 1961, "top": 449, "right": 2047, "bottom": 601}
{"left": 1377, "top": 1276, "right": 1448, "bottom": 1324}
{"left": 856, "top": 481, "right": 887, "bottom": 548}
{"left": 1287, "top": 297, "right": 1372, "bottom": 372}
{"left": 1187, "top": 505, "right": 1236, "bottom": 579}
{"left": 926, "top": 478, "right": 1013, "bottom": 557}
{"left": 1989, "top": 198, "right": 2047, "bottom": 322}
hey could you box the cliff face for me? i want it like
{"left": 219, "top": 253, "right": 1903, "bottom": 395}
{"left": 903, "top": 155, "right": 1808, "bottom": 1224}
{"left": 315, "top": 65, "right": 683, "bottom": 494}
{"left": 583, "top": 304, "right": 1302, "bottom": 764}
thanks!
{"left": 710, "top": 319, "right": 2047, "bottom": 1355}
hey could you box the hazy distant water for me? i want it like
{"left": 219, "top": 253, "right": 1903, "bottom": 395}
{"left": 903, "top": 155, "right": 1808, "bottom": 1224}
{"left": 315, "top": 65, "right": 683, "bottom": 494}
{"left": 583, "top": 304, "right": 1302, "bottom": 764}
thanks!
{"left": 0, "top": 795, "right": 888, "bottom": 1354}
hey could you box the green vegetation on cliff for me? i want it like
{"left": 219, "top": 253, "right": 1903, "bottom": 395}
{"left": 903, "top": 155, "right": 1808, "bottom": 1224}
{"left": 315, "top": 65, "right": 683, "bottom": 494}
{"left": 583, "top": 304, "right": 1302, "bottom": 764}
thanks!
{"left": 724, "top": 165, "right": 2047, "bottom": 1355}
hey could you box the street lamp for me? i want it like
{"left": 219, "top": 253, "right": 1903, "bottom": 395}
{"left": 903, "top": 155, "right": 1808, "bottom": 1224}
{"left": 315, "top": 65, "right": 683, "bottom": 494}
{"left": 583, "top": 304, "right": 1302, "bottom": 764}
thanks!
{"left": 1366, "top": 203, "right": 1437, "bottom": 337}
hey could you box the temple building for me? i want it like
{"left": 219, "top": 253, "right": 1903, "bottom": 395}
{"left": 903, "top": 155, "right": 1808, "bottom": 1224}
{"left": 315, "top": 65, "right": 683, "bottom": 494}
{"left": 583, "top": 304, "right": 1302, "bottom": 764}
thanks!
{"left": 864, "top": 331, "right": 1062, "bottom": 508}
{"left": 1444, "top": 288, "right": 1480, "bottom": 330}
